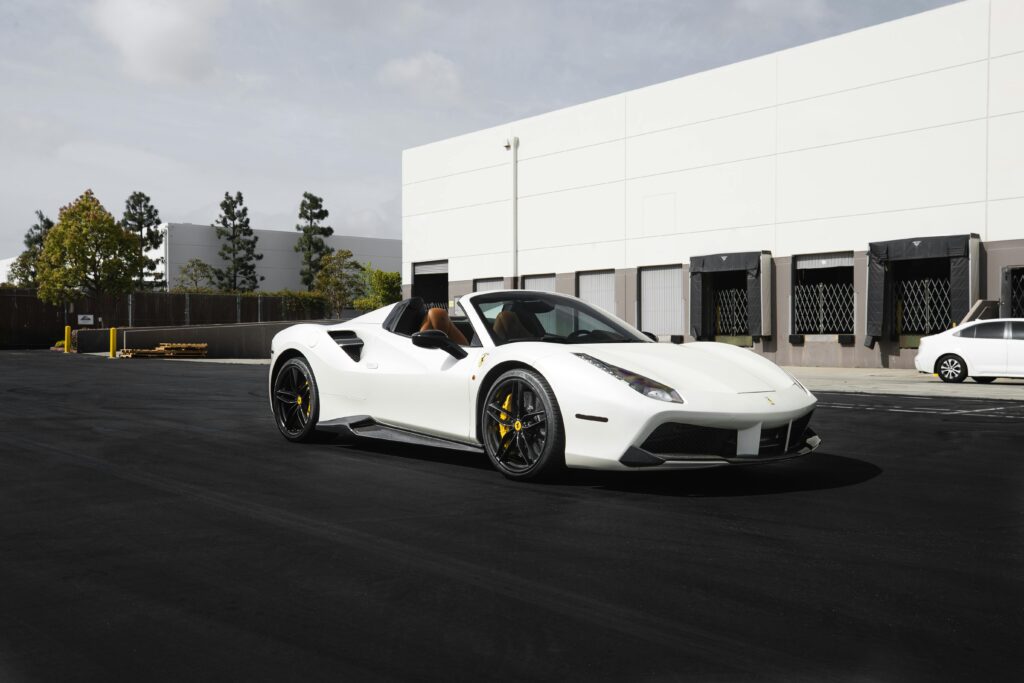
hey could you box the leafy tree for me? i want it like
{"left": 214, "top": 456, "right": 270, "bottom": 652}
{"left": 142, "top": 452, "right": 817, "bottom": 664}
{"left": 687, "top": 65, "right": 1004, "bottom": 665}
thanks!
{"left": 175, "top": 258, "right": 215, "bottom": 291}
{"left": 353, "top": 265, "right": 402, "bottom": 311}
{"left": 7, "top": 210, "right": 54, "bottom": 286}
{"left": 294, "top": 192, "right": 335, "bottom": 291}
{"left": 314, "top": 249, "right": 363, "bottom": 316}
{"left": 121, "top": 191, "right": 164, "bottom": 289}
{"left": 212, "top": 191, "right": 263, "bottom": 292}
{"left": 35, "top": 190, "right": 144, "bottom": 305}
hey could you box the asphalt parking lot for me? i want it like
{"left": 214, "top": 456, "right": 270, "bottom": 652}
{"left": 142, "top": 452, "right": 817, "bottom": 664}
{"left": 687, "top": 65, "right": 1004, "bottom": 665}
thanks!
{"left": 1, "top": 351, "right": 1021, "bottom": 682}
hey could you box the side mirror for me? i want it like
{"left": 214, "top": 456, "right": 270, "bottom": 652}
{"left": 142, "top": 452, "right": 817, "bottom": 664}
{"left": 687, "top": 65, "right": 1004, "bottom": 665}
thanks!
{"left": 412, "top": 329, "right": 468, "bottom": 359}
{"left": 641, "top": 331, "right": 658, "bottom": 342}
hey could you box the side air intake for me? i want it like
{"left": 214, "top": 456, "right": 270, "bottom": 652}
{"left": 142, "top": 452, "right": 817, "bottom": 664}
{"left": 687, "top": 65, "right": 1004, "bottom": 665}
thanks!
{"left": 328, "top": 330, "right": 363, "bottom": 361}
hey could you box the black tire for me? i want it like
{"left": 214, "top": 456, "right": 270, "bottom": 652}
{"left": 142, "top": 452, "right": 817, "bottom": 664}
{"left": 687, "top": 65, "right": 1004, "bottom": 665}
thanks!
{"left": 481, "top": 369, "right": 565, "bottom": 481}
{"left": 973, "top": 376, "right": 997, "bottom": 384}
{"left": 272, "top": 356, "right": 321, "bottom": 442}
{"left": 936, "top": 354, "right": 967, "bottom": 383}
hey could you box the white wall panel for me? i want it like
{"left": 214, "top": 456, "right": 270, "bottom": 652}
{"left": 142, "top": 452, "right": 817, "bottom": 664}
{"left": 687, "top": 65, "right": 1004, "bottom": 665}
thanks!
{"left": 777, "top": 0, "right": 988, "bottom": 103}
{"left": 512, "top": 96, "right": 624, "bottom": 159}
{"left": 989, "top": 111, "right": 1024, "bottom": 200}
{"left": 990, "top": 52, "right": 1024, "bottom": 116}
{"left": 624, "top": 225, "right": 774, "bottom": 267}
{"left": 518, "top": 241, "right": 624, "bottom": 275}
{"left": 448, "top": 252, "right": 511, "bottom": 283}
{"left": 626, "top": 157, "right": 775, "bottom": 238}
{"left": 991, "top": 0, "right": 1024, "bottom": 57}
{"left": 627, "top": 108, "right": 775, "bottom": 178}
{"left": 988, "top": 197, "right": 1024, "bottom": 243}
{"left": 518, "top": 183, "right": 624, "bottom": 250}
{"left": 518, "top": 140, "right": 624, "bottom": 197}
{"left": 778, "top": 62, "right": 987, "bottom": 152}
{"left": 403, "top": 164, "right": 508, "bottom": 217}
{"left": 777, "top": 120, "right": 987, "bottom": 223}
{"left": 625, "top": 56, "right": 776, "bottom": 136}
{"left": 403, "top": 124, "right": 510, "bottom": 185}
{"left": 402, "top": 201, "right": 510, "bottom": 262}
{"left": 774, "top": 203, "right": 986, "bottom": 257}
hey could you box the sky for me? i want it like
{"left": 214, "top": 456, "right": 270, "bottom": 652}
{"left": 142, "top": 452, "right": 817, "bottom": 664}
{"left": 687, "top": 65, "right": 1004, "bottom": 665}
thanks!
{"left": 0, "top": 0, "right": 959, "bottom": 259}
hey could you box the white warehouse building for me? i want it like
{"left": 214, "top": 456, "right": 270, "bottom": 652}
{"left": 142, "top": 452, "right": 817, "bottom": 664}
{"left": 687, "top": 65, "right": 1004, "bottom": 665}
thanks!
{"left": 401, "top": 0, "right": 1024, "bottom": 368}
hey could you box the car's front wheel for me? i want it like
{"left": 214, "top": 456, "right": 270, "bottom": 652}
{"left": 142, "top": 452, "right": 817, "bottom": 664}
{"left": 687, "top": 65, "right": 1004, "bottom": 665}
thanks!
{"left": 481, "top": 369, "right": 565, "bottom": 481}
{"left": 937, "top": 354, "right": 967, "bottom": 383}
{"left": 272, "top": 356, "right": 321, "bottom": 442}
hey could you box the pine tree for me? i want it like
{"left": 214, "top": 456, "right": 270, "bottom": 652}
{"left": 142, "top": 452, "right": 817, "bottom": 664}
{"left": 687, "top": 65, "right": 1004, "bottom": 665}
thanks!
{"left": 8, "top": 210, "right": 54, "bottom": 286}
{"left": 294, "top": 192, "right": 335, "bottom": 291}
{"left": 212, "top": 191, "right": 263, "bottom": 292}
{"left": 121, "top": 191, "right": 165, "bottom": 290}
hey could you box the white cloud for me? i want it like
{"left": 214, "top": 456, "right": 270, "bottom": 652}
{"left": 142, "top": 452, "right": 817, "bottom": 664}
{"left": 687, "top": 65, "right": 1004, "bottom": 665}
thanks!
{"left": 377, "top": 51, "right": 462, "bottom": 103}
{"left": 87, "top": 0, "right": 228, "bottom": 84}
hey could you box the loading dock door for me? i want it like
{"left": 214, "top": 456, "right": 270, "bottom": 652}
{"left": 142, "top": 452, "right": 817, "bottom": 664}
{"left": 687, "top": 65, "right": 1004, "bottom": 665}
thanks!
{"left": 577, "top": 270, "right": 616, "bottom": 316}
{"left": 689, "top": 251, "right": 772, "bottom": 342}
{"left": 864, "top": 234, "right": 978, "bottom": 348}
{"left": 413, "top": 260, "right": 449, "bottom": 309}
{"left": 639, "top": 265, "right": 683, "bottom": 340}
{"left": 1000, "top": 266, "right": 1024, "bottom": 318}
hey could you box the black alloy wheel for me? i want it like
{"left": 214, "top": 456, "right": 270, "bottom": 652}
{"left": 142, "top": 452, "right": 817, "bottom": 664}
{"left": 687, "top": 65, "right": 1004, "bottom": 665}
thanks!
{"left": 481, "top": 369, "right": 564, "bottom": 481}
{"left": 937, "top": 354, "right": 968, "bottom": 383}
{"left": 273, "top": 357, "right": 320, "bottom": 442}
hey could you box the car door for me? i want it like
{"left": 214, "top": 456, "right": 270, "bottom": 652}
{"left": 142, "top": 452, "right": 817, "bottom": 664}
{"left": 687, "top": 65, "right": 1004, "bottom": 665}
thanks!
{"left": 963, "top": 321, "right": 1008, "bottom": 376}
{"left": 370, "top": 305, "right": 482, "bottom": 440}
{"left": 1008, "top": 322, "right": 1024, "bottom": 377}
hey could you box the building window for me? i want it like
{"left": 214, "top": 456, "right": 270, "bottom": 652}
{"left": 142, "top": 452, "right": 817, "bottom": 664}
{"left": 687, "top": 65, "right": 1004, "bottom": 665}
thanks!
{"left": 473, "top": 278, "right": 503, "bottom": 292}
{"left": 412, "top": 260, "right": 449, "bottom": 310}
{"left": 793, "top": 252, "right": 854, "bottom": 335}
{"left": 522, "top": 274, "right": 556, "bottom": 292}
{"left": 638, "top": 265, "right": 682, "bottom": 340}
{"left": 576, "top": 270, "right": 615, "bottom": 315}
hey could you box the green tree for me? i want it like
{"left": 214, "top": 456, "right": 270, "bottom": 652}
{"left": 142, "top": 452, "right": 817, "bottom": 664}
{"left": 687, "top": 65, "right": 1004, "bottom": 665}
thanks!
{"left": 35, "top": 190, "right": 144, "bottom": 305}
{"left": 7, "top": 210, "right": 54, "bottom": 286}
{"left": 294, "top": 192, "right": 335, "bottom": 291}
{"left": 212, "top": 191, "right": 263, "bottom": 292}
{"left": 314, "top": 249, "right": 363, "bottom": 316}
{"left": 121, "top": 191, "right": 164, "bottom": 290}
{"left": 175, "top": 258, "right": 215, "bottom": 291}
{"left": 353, "top": 265, "right": 402, "bottom": 311}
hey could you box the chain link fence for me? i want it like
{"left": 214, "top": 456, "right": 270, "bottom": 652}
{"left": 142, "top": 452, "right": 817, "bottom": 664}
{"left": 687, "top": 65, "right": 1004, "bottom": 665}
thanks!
{"left": 714, "top": 287, "right": 748, "bottom": 336}
{"left": 897, "top": 277, "right": 952, "bottom": 335}
{"left": 793, "top": 282, "right": 854, "bottom": 334}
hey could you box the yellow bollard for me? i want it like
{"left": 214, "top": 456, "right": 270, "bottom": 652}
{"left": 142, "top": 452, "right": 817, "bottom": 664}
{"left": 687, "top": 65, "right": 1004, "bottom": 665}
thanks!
{"left": 64, "top": 325, "right": 71, "bottom": 354}
{"left": 109, "top": 327, "right": 117, "bottom": 358}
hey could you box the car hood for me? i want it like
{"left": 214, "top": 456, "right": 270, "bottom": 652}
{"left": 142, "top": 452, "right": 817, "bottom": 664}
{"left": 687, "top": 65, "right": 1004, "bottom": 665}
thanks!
{"left": 568, "top": 342, "right": 796, "bottom": 395}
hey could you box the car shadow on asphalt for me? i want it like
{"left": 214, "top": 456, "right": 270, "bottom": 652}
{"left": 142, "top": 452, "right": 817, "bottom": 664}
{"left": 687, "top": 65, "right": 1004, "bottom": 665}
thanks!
{"left": 334, "top": 439, "right": 881, "bottom": 497}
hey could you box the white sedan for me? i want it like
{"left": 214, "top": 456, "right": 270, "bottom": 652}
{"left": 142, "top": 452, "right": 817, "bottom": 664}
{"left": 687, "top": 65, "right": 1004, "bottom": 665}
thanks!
{"left": 269, "top": 291, "right": 820, "bottom": 480}
{"left": 915, "top": 318, "right": 1024, "bottom": 383}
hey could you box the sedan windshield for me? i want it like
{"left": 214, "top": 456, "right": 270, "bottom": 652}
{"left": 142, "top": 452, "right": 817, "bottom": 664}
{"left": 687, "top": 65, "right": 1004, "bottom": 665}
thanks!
{"left": 470, "top": 292, "right": 650, "bottom": 345}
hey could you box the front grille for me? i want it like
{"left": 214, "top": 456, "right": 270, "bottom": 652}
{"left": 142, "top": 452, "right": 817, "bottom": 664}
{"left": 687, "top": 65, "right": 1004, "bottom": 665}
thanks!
{"left": 641, "top": 411, "right": 815, "bottom": 459}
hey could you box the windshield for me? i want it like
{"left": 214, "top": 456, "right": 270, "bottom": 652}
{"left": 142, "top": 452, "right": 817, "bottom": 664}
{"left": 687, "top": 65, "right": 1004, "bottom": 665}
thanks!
{"left": 470, "top": 292, "right": 650, "bottom": 345}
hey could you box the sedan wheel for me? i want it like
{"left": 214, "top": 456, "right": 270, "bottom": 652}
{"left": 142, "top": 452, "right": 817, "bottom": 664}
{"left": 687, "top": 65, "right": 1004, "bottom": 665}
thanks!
{"left": 481, "top": 369, "right": 564, "bottom": 481}
{"left": 273, "top": 357, "right": 320, "bottom": 442}
{"left": 937, "top": 354, "right": 967, "bottom": 384}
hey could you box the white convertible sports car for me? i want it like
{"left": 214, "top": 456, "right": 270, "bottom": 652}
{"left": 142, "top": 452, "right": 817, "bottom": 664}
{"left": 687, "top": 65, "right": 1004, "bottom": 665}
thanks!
{"left": 269, "top": 291, "right": 821, "bottom": 480}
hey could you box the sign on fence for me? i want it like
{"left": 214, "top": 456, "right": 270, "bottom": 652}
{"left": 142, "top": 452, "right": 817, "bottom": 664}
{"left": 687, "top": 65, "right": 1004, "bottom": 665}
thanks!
{"left": 77, "top": 314, "right": 95, "bottom": 325}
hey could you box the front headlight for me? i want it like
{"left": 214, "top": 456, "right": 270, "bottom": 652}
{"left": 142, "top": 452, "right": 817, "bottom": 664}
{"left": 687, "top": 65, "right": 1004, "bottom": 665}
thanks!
{"left": 573, "top": 353, "right": 684, "bottom": 403}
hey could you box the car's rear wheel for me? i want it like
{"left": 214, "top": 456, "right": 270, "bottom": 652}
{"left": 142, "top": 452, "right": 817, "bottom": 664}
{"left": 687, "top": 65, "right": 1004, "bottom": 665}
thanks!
{"left": 481, "top": 369, "right": 564, "bottom": 481}
{"left": 273, "top": 357, "right": 320, "bottom": 442}
{"left": 973, "top": 376, "right": 997, "bottom": 384}
{"left": 937, "top": 354, "right": 967, "bottom": 383}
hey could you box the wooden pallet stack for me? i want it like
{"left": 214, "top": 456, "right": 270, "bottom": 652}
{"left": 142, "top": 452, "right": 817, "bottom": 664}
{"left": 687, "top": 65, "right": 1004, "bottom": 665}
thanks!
{"left": 118, "top": 343, "right": 208, "bottom": 359}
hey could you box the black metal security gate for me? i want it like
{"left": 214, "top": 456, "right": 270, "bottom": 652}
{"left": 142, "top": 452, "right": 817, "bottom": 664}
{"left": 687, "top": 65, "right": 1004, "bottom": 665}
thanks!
{"left": 1012, "top": 268, "right": 1024, "bottom": 318}
{"left": 793, "top": 281, "right": 855, "bottom": 334}
{"left": 714, "top": 284, "right": 748, "bottom": 336}
{"left": 896, "top": 276, "right": 952, "bottom": 335}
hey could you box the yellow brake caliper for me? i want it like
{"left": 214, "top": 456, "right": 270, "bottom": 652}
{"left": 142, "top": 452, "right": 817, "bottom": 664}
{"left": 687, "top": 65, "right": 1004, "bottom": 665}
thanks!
{"left": 498, "top": 393, "right": 512, "bottom": 438}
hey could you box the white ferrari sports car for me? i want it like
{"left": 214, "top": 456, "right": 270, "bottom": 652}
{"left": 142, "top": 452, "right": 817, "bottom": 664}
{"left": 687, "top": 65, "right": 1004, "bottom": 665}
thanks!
{"left": 269, "top": 291, "right": 821, "bottom": 480}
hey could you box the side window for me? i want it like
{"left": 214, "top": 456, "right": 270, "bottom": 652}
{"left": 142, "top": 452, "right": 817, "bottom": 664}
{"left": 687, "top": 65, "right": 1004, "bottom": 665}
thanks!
{"left": 974, "top": 322, "right": 1006, "bottom": 339}
{"left": 1011, "top": 322, "right": 1024, "bottom": 341}
{"left": 956, "top": 326, "right": 976, "bottom": 338}
{"left": 448, "top": 301, "right": 476, "bottom": 347}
